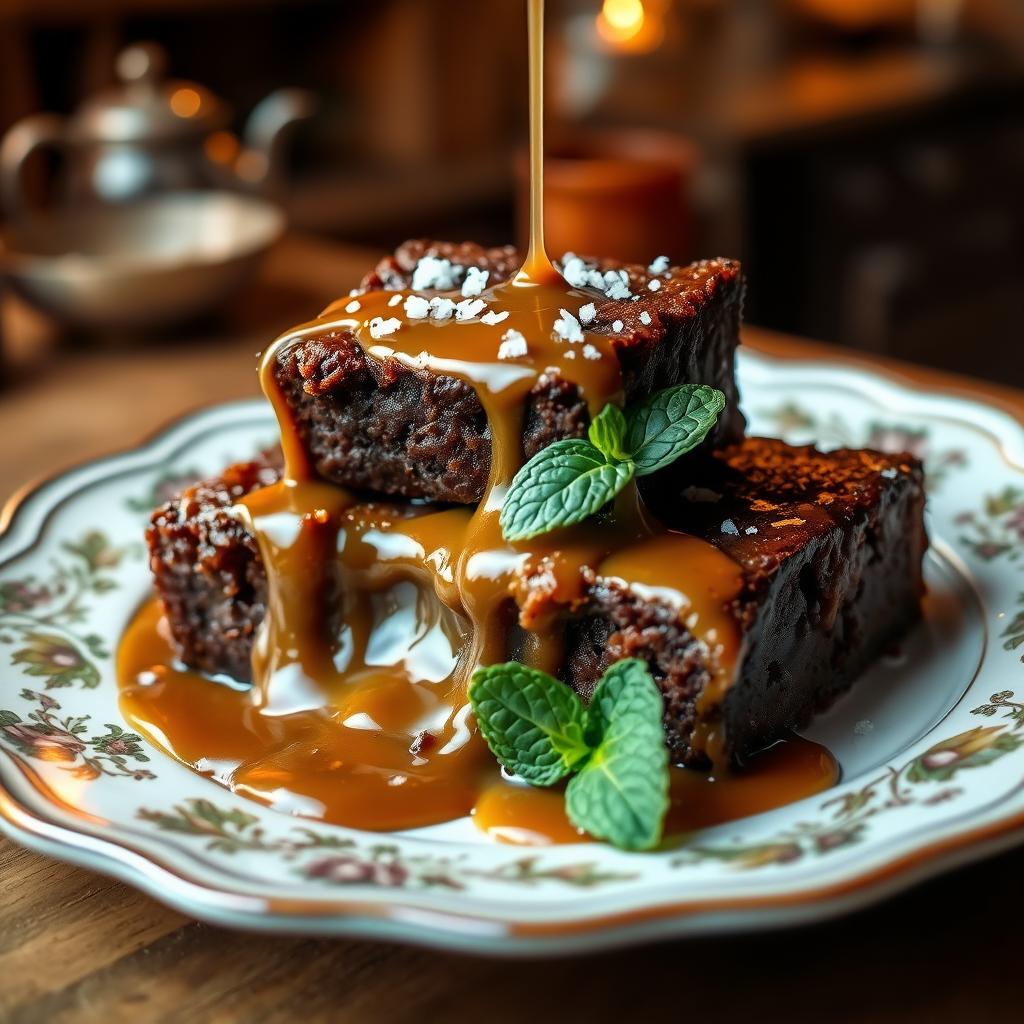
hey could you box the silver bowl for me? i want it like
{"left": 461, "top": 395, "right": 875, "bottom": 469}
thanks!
{"left": 0, "top": 191, "right": 284, "bottom": 331}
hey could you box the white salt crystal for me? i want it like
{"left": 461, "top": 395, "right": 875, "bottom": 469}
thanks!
{"left": 561, "top": 256, "right": 591, "bottom": 289}
{"left": 428, "top": 297, "right": 456, "bottom": 321}
{"left": 648, "top": 255, "right": 670, "bottom": 274}
{"left": 368, "top": 316, "right": 402, "bottom": 339}
{"left": 388, "top": 293, "right": 403, "bottom": 307}
{"left": 481, "top": 309, "right": 509, "bottom": 325}
{"left": 603, "top": 270, "right": 631, "bottom": 300}
{"left": 553, "top": 308, "right": 584, "bottom": 343}
{"left": 412, "top": 256, "right": 461, "bottom": 291}
{"left": 578, "top": 302, "right": 597, "bottom": 325}
{"left": 582, "top": 344, "right": 601, "bottom": 360}
{"left": 455, "top": 298, "right": 487, "bottom": 321}
{"left": 344, "top": 300, "right": 361, "bottom": 314}
{"left": 461, "top": 266, "right": 489, "bottom": 298}
{"left": 639, "top": 311, "right": 652, "bottom": 326}
{"left": 404, "top": 295, "right": 430, "bottom": 320}
{"left": 497, "top": 329, "right": 528, "bottom": 360}
{"left": 720, "top": 519, "right": 739, "bottom": 536}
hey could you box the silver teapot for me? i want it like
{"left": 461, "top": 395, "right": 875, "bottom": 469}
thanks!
{"left": 0, "top": 42, "right": 314, "bottom": 216}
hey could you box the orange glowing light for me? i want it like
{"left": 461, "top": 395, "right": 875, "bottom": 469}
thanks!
{"left": 598, "top": 0, "right": 645, "bottom": 42}
{"left": 596, "top": 0, "right": 664, "bottom": 54}
{"left": 204, "top": 129, "right": 240, "bottom": 165}
{"left": 170, "top": 87, "right": 202, "bottom": 118}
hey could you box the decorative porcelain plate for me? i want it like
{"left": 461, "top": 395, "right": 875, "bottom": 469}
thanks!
{"left": 2, "top": 349, "right": 1024, "bottom": 955}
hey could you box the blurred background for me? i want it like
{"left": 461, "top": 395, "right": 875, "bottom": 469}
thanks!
{"left": 0, "top": 0, "right": 1021, "bottom": 392}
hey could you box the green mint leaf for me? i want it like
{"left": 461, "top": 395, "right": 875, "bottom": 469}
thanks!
{"left": 625, "top": 384, "right": 726, "bottom": 477}
{"left": 588, "top": 403, "right": 628, "bottom": 461}
{"left": 500, "top": 439, "right": 634, "bottom": 542}
{"left": 566, "top": 659, "right": 669, "bottom": 850}
{"left": 469, "top": 663, "right": 590, "bottom": 785}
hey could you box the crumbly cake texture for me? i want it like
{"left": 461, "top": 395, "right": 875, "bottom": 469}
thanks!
{"left": 146, "top": 438, "right": 927, "bottom": 767}
{"left": 574, "top": 439, "right": 928, "bottom": 765}
{"left": 272, "top": 239, "right": 747, "bottom": 505}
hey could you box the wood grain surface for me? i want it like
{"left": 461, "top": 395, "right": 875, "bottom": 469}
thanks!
{"left": 1, "top": 235, "right": 1021, "bottom": 1023}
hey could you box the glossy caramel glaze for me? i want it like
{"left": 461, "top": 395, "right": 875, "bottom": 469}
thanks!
{"left": 120, "top": 598, "right": 837, "bottom": 837}
{"left": 119, "top": 0, "right": 841, "bottom": 843}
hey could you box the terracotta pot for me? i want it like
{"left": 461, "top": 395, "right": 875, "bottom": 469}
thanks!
{"left": 516, "top": 129, "right": 695, "bottom": 265}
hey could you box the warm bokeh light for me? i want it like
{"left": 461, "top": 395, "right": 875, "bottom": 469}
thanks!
{"left": 599, "top": 0, "right": 645, "bottom": 41}
{"left": 169, "top": 86, "right": 201, "bottom": 118}
{"left": 203, "top": 129, "right": 240, "bottom": 165}
{"left": 596, "top": 0, "right": 664, "bottom": 54}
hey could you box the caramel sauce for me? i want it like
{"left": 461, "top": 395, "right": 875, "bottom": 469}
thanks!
{"left": 117, "top": 0, "right": 841, "bottom": 843}
{"left": 473, "top": 739, "right": 837, "bottom": 845}
{"left": 120, "top": 599, "right": 836, "bottom": 837}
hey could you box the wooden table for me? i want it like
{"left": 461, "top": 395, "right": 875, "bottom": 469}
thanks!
{"left": 1, "top": 235, "right": 1022, "bottom": 1023}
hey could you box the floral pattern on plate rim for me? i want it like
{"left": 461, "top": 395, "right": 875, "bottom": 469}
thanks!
{"left": 0, "top": 357, "right": 1021, "bottom": 922}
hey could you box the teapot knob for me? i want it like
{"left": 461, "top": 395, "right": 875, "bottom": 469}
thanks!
{"left": 116, "top": 42, "right": 167, "bottom": 88}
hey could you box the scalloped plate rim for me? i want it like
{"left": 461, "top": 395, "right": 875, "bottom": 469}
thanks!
{"left": 1, "top": 349, "right": 1023, "bottom": 955}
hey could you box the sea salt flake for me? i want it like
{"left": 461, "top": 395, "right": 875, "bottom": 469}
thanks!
{"left": 564, "top": 349, "right": 576, "bottom": 359}
{"left": 388, "top": 293, "right": 404, "bottom": 307}
{"left": 412, "top": 256, "right": 462, "bottom": 291}
{"left": 368, "top": 316, "right": 402, "bottom": 339}
{"left": 497, "top": 329, "right": 528, "bottom": 360}
{"left": 344, "top": 300, "right": 361, "bottom": 313}
{"left": 582, "top": 343, "right": 601, "bottom": 361}
{"left": 881, "top": 467, "right": 898, "bottom": 479}
{"left": 455, "top": 298, "right": 487, "bottom": 321}
{"left": 639, "top": 311, "right": 652, "bottom": 326}
{"left": 648, "top": 255, "right": 670, "bottom": 274}
{"left": 603, "top": 269, "right": 631, "bottom": 300}
{"left": 481, "top": 309, "right": 509, "bottom": 325}
{"left": 553, "top": 308, "right": 584, "bottom": 343}
{"left": 428, "top": 297, "right": 456, "bottom": 321}
{"left": 647, "top": 278, "right": 661, "bottom": 292}
{"left": 404, "top": 295, "right": 430, "bottom": 319}
{"left": 578, "top": 302, "right": 597, "bottom": 325}
{"left": 612, "top": 319, "right": 624, "bottom": 333}
{"left": 720, "top": 519, "right": 739, "bottom": 536}
{"left": 561, "top": 256, "right": 591, "bottom": 289}
{"left": 461, "top": 266, "right": 489, "bottom": 297}
{"left": 744, "top": 526, "right": 759, "bottom": 535}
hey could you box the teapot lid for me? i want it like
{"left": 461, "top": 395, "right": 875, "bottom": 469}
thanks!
{"left": 72, "top": 43, "right": 228, "bottom": 143}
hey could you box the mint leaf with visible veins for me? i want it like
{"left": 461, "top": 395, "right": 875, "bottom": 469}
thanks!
{"left": 469, "top": 663, "right": 590, "bottom": 785}
{"left": 626, "top": 384, "right": 726, "bottom": 477}
{"left": 588, "top": 403, "right": 628, "bottom": 462}
{"left": 565, "top": 659, "right": 669, "bottom": 851}
{"left": 499, "top": 439, "right": 634, "bottom": 543}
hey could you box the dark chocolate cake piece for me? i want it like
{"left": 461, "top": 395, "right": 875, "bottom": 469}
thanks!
{"left": 146, "top": 438, "right": 926, "bottom": 767}
{"left": 271, "top": 239, "right": 746, "bottom": 505}
{"left": 569, "top": 439, "right": 927, "bottom": 765}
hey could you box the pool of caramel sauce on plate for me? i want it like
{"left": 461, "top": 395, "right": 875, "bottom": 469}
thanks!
{"left": 118, "top": 0, "right": 837, "bottom": 844}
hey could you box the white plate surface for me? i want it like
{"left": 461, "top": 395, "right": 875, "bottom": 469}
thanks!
{"left": 2, "top": 348, "right": 1023, "bottom": 955}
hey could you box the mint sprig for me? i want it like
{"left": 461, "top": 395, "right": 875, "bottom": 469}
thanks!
{"left": 498, "top": 439, "right": 634, "bottom": 544}
{"left": 499, "top": 383, "right": 725, "bottom": 542}
{"left": 627, "top": 384, "right": 727, "bottom": 476}
{"left": 587, "top": 403, "right": 628, "bottom": 461}
{"left": 565, "top": 660, "right": 669, "bottom": 850}
{"left": 470, "top": 662, "right": 590, "bottom": 785}
{"left": 469, "top": 658, "right": 670, "bottom": 851}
